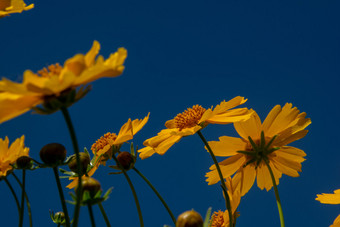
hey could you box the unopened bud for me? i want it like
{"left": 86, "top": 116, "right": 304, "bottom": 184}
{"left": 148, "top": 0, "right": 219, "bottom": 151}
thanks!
{"left": 40, "top": 143, "right": 66, "bottom": 166}
{"left": 68, "top": 152, "right": 90, "bottom": 175}
{"left": 78, "top": 177, "right": 102, "bottom": 198}
{"left": 176, "top": 210, "right": 203, "bottom": 227}
{"left": 16, "top": 156, "right": 33, "bottom": 169}
{"left": 117, "top": 151, "right": 134, "bottom": 170}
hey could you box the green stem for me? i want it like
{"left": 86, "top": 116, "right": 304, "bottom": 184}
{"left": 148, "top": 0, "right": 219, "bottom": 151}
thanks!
{"left": 197, "top": 130, "right": 233, "bottom": 227}
{"left": 19, "top": 169, "right": 26, "bottom": 227}
{"left": 98, "top": 203, "right": 111, "bottom": 227}
{"left": 87, "top": 203, "right": 96, "bottom": 227}
{"left": 53, "top": 167, "right": 71, "bottom": 227}
{"left": 4, "top": 178, "right": 20, "bottom": 215}
{"left": 12, "top": 173, "right": 33, "bottom": 227}
{"left": 112, "top": 155, "right": 144, "bottom": 227}
{"left": 133, "top": 167, "right": 176, "bottom": 224}
{"left": 60, "top": 107, "right": 82, "bottom": 227}
{"left": 264, "top": 158, "right": 285, "bottom": 227}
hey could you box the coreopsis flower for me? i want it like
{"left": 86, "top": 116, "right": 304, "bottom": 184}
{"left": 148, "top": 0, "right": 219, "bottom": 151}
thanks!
{"left": 211, "top": 177, "right": 241, "bottom": 227}
{"left": 316, "top": 189, "right": 340, "bottom": 227}
{"left": 0, "top": 40, "right": 127, "bottom": 123}
{"left": 0, "top": 0, "right": 34, "bottom": 18}
{"left": 206, "top": 103, "right": 311, "bottom": 196}
{"left": 138, "top": 96, "right": 253, "bottom": 159}
{"left": 0, "top": 135, "right": 29, "bottom": 177}
{"left": 66, "top": 114, "right": 149, "bottom": 188}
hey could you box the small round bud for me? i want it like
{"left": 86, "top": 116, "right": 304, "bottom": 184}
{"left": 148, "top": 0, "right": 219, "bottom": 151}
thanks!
{"left": 40, "top": 143, "right": 66, "bottom": 166}
{"left": 117, "top": 151, "right": 134, "bottom": 170}
{"left": 16, "top": 156, "right": 32, "bottom": 169}
{"left": 68, "top": 152, "right": 90, "bottom": 175}
{"left": 176, "top": 210, "right": 203, "bottom": 227}
{"left": 54, "top": 211, "right": 65, "bottom": 223}
{"left": 78, "top": 177, "right": 102, "bottom": 198}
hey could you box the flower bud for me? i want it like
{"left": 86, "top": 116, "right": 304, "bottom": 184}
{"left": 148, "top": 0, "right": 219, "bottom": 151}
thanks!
{"left": 53, "top": 211, "right": 65, "bottom": 223}
{"left": 78, "top": 177, "right": 102, "bottom": 198}
{"left": 176, "top": 210, "right": 203, "bottom": 227}
{"left": 68, "top": 152, "right": 90, "bottom": 175}
{"left": 117, "top": 151, "right": 134, "bottom": 170}
{"left": 40, "top": 143, "right": 66, "bottom": 166}
{"left": 16, "top": 156, "right": 33, "bottom": 169}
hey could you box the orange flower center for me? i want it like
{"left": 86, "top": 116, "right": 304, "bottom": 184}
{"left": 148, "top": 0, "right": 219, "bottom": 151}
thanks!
{"left": 91, "top": 132, "right": 117, "bottom": 154}
{"left": 174, "top": 105, "right": 206, "bottom": 130}
{"left": 211, "top": 210, "right": 225, "bottom": 227}
{"left": 37, "top": 63, "right": 62, "bottom": 78}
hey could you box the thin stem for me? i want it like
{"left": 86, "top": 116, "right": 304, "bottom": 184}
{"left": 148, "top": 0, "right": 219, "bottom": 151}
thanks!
{"left": 4, "top": 178, "right": 20, "bottom": 215}
{"left": 53, "top": 167, "right": 71, "bottom": 227}
{"left": 98, "top": 203, "right": 111, "bottom": 227}
{"left": 87, "top": 204, "right": 96, "bottom": 227}
{"left": 12, "top": 173, "right": 33, "bottom": 227}
{"left": 19, "top": 169, "right": 26, "bottom": 227}
{"left": 197, "top": 130, "right": 233, "bottom": 227}
{"left": 133, "top": 167, "right": 176, "bottom": 224}
{"left": 60, "top": 107, "right": 82, "bottom": 227}
{"left": 264, "top": 158, "right": 285, "bottom": 227}
{"left": 112, "top": 155, "right": 144, "bottom": 227}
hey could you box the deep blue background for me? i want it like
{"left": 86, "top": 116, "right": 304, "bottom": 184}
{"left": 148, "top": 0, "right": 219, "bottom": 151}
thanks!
{"left": 1, "top": 0, "right": 340, "bottom": 226}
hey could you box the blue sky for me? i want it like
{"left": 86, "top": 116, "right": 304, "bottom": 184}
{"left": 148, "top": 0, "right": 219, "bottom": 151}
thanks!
{"left": 1, "top": 0, "right": 340, "bottom": 226}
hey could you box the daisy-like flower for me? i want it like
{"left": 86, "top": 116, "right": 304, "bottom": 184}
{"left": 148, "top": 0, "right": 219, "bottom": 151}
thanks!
{"left": 138, "top": 96, "right": 253, "bottom": 159}
{"left": 211, "top": 177, "right": 241, "bottom": 227}
{"left": 0, "top": 135, "right": 29, "bottom": 177}
{"left": 0, "top": 0, "right": 34, "bottom": 18}
{"left": 206, "top": 103, "right": 311, "bottom": 196}
{"left": 0, "top": 40, "right": 127, "bottom": 123}
{"left": 66, "top": 114, "right": 149, "bottom": 188}
{"left": 316, "top": 189, "right": 340, "bottom": 227}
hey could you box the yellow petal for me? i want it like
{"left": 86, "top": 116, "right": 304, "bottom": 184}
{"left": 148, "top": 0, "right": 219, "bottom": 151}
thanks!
{"left": 256, "top": 161, "right": 281, "bottom": 191}
{"left": 114, "top": 119, "right": 133, "bottom": 145}
{"left": 85, "top": 40, "right": 100, "bottom": 67}
{"left": 207, "top": 136, "right": 246, "bottom": 157}
{"left": 131, "top": 113, "right": 150, "bottom": 135}
{"left": 234, "top": 111, "right": 262, "bottom": 141}
{"left": 331, "top": 214, "right": 340, "bottom": 227}
{"left": 138, "top": 146, "right": 156, "bottom": 160}
{"left": 205, "top": 108, "right": 253, "bottom": 124}
{"left": 232, "top": 164, "right": 256, "bottom": 196}
{"left": 316, "top": 189, "right": 340, "bottom": 204}
{"left": 206, "top": 155, "right": 245, "bottom": 185}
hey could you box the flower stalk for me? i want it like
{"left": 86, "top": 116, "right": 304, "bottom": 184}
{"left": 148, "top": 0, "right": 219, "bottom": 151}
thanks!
{"left": 133, "top": 167, "right": 176, "bottom": 224}
{"left": 197, "top": 130, "right": 233, "bottom": 227}
{"left": 112, "top": 154, "right": 144, "bottom": 227}
{"left": 4, "top": 178, "right": 20, "bottom": 215}
{"left": 60, "top": 107, "right": 82, "bottom": 227}
{"left": 98, "top": 202, "right": 111, "bottom": 227}
{"left": 264, "top": 158, "right": 285, "bottom": 227}
{"left": 53, "top": 167, "right": 71, "bottom": 227}
{"left": 87, "top": 203, "right": 96, "bottom": 227}
{"left": 19, "top": 169, "right": 26, "bottom": 227}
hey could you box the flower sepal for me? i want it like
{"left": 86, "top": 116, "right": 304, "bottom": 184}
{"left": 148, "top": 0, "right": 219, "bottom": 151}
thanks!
{"left": 68, "top": 187, "right": 113, "bottom": 206}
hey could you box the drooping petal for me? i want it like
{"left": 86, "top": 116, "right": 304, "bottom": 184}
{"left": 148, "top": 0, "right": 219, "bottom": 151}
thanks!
{"left": 207, "top": 136, "right": 246, "bottom": 157}
{"left": 114, "top": 119, "right": 133, "bottom": 145}
{"left": 256, "top": 161, "right": 281, "bottom": 191}
{"left": 232, "top": 164, "right": 256, "bottom": 196}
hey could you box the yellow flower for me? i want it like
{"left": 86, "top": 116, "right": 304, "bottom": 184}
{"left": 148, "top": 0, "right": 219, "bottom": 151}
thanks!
{"left": 0, "top": 135, "right": 29, "bottom": 177}
{"left": 206, "top": 103, "right": 311, "bottom": 196}
{"left": 316, "top": 190, "right": 340, "bottom": 227}
{"left": 211, "top": 177, "right": 241, "bottom": 227}
{"left": 66, "top": 114, "right": 149, "bottom": 189}
{"left": 0, "top": 41, "right": 127, "bottom": 123}
{"left": 0, "top": 0, "right": 34, "bottom": 18}
{"left": 138, "top": 96, "right": 253, "bottom": 159}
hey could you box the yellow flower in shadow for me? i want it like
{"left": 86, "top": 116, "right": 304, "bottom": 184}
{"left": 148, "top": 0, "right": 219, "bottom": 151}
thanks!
{"left": 0, "top": 135, "right": 29, "bottom": 177}
{"left": 316, "top": 189, "right": 340, "bottom": 227}
{"left": 206, "top": 103, "right": 311, "bottom": 196}
{"left": 0, "top": 0, "right": 34, "bottom": 18}
{"left": 0, "top": 41, "right": 127, "bottom": 123}
{"left": 66, "top": 114, "right": 149, "bottom": 189}
{"left": 138, "top": 96, "right": 253, "bottom": 159}
{"left": 211, "top": 177, "right": 241, "bottom": 227}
